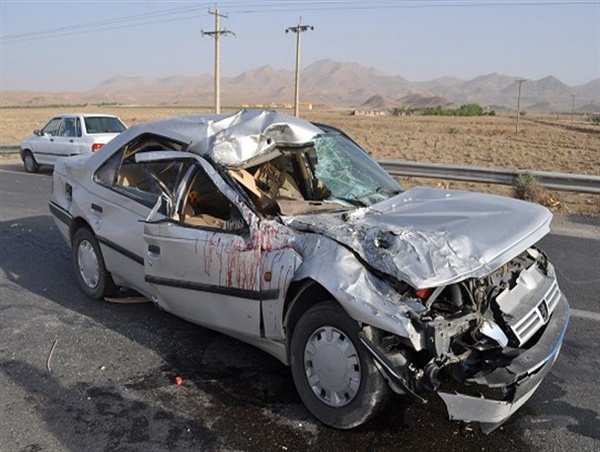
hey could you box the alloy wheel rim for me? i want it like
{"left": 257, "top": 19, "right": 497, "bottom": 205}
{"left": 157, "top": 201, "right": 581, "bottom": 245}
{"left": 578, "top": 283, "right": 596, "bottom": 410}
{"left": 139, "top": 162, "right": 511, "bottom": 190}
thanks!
{"left": 303, "top": 325, "right": 361, "bottom": 407}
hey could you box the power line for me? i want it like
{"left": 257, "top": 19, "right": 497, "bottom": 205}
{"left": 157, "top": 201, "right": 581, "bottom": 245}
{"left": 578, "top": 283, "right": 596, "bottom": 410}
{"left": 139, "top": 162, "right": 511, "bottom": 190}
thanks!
{"left": 2, "top": 5, "right": 201, "bottom": 40}
{"left": 0, "top": 4, "right": 210, "bottom": 43}
{"left": 1, "top": 1, "right": 595, "bottom": 43}
{"left": 1, "top": 16, "right": 204, "bottom": 44}
{"left": 225, "top": 0, "right": 597, "bottom": 14}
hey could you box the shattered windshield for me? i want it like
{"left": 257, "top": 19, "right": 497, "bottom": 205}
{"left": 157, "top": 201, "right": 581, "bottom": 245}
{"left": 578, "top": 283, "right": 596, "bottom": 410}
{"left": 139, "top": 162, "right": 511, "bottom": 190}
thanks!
{"left": 313, "top": 132, "right": 402, "bottom": 207}
{"left": 229, "top": 129, "right": 403, "bottom": 216}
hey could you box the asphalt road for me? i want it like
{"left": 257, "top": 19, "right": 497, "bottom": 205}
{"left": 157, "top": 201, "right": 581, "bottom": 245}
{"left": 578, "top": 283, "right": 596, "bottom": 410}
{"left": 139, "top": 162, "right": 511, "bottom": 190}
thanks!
{"left": 1, "top": 161, "right": 599, "bottom": 452}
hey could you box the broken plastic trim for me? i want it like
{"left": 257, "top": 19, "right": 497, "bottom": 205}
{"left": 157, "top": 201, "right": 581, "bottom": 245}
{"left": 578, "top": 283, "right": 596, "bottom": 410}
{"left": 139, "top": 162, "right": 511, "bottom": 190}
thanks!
{"left": 438, "top": 293, "right": 569, "bottom": 433}
{"left": 358, "top": 331, "right": 426, "bottom": 403}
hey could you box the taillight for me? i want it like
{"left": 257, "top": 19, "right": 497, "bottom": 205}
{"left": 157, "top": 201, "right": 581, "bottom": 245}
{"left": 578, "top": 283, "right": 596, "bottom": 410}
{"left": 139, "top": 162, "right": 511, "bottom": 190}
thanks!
{"left": 92, "top": 143, "right": 105, "bottom": 152}
{"left": 415, "top": 288, "right": 433, "bottom": 300}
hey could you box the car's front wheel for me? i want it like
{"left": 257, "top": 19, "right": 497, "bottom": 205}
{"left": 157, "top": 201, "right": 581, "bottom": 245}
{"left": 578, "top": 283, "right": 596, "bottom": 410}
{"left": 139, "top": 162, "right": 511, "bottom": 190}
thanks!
{"left": 72, "top": 227, "right": 118, "bottom": 299}
{"left": 290, "top": 301, "right": 390, "bottom": 429}
{"left": 22, "top": 151, "right": 39, "bottom": 173}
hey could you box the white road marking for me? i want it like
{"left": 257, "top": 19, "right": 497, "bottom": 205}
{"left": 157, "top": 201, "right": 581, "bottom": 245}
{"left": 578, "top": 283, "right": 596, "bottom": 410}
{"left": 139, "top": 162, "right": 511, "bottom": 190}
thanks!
{"left": 0, "top": 168, "right": 36, "bottom": 176}
{"left": 571, "top": 309, "right": 600, "bottom": 322}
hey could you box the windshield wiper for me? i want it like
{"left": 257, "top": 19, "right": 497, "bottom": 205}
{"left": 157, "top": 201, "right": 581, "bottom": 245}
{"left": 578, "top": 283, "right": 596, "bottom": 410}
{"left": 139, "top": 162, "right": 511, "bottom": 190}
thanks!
{"left": 331, "top": 196, "right": 367, "bottom": 207}
{"left": 355, "top": 187, "right": 402, "bottom": 202}
{"left": 377, "top": 187, "right": 402, "bottom": 196}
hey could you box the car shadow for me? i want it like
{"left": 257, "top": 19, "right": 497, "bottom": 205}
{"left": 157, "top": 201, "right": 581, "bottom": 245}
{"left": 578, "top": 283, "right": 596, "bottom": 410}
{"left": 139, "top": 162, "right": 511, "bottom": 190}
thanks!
{"left": 564, "top": 213, "right": 600, "bottom": 228}
{"left": 0, "top": 160, "right": 53, "bottom": 174}
{"left": 1, "top": 359, "right": 219, "bottom": 451}
{"left": 0, "top": 215, "right": 535, "bottom": 450}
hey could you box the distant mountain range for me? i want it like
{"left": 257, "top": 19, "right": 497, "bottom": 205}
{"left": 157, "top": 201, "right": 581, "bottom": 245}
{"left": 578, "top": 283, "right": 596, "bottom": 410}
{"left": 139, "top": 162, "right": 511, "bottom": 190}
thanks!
{"left": 2, "top": 59, "right": 598, "bottom": 112}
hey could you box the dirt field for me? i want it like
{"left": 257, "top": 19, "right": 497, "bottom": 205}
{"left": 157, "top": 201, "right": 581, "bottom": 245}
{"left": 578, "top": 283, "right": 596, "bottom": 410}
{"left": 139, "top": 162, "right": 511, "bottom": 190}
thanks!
{"left": 1, "top": 106, "right": 598, "bottom": 214}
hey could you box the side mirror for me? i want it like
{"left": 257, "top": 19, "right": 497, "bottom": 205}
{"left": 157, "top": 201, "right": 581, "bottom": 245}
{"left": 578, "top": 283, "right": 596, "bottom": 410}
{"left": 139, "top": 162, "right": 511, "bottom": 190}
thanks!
{"left": 224, "top": 217, "right": 248, "bottom": 234}
{"left": 223, "top": 210, "right": 249, "bottom": 235}
{"left": 33, "top": 129, "right": 40, "bottom": 136}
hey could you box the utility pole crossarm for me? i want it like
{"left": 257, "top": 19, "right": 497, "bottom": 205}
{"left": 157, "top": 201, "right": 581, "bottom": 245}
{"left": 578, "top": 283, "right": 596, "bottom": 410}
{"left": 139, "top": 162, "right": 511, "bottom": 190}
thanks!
{"left": 286, "top": 18, "right": 313, "bottom": 117}
{"left": 285, "top": 25, "right": 314, "bottom": 34}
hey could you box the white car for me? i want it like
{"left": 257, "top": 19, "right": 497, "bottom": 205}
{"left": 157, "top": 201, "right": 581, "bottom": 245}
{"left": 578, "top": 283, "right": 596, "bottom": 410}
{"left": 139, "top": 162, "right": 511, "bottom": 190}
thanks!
{"left": 48, "top": 109, "right": 569, "bottom": 432}
{"left": 20, "top": 113, "right": 127, "bottom": 173}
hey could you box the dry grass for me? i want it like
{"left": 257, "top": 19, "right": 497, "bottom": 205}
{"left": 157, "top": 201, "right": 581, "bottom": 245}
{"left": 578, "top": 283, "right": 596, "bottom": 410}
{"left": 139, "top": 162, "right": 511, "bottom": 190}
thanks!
{"left": 1, "top": 106, "right": 598, "bottom": 214}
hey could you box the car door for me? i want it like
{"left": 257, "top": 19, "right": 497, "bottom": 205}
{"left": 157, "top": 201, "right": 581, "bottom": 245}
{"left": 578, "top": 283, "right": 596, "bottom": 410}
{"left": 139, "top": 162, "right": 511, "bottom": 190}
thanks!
{"left": 89, "top": 137, "right": 193, "bottom": 300}
{"left": 33, "top": 116, "right": 62, "bottom": 165}
{"left": 51, "top": 116, "right": 81, "bottom": 163}
{"left": 142, "top": 159, "right": 299, "bottom": 339}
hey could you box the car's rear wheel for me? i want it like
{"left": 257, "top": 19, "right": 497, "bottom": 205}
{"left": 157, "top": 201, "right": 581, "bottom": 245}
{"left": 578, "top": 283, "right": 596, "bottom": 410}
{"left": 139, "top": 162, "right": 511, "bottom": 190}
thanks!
{"left": 290, "top": 301, "right": 390, "bottom": 429}
{"left": 22, "top": 151, "right": 39, "bottom": 173}
{"left": 72, "top": 227, "right": 118, "bottom": 299}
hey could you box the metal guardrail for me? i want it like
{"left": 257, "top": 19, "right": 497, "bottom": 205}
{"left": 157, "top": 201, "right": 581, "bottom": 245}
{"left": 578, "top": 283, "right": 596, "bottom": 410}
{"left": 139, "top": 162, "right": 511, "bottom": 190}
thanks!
{"left": 0, "top": 146, "right": 20, "bottom": 153}
{"left": 1, "top": 144, "right": 597, "bottom": 194}
{"left": 379, "top": 160, "right": 600, "bottom": 194}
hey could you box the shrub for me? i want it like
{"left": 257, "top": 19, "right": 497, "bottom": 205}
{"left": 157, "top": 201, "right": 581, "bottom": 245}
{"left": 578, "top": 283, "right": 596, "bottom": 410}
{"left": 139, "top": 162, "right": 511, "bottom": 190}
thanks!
{"left": 422, "top": 103, "right": 487, "bottom": 117}
{"left": 513, "top": 172, "right": 543, "bottom": 202}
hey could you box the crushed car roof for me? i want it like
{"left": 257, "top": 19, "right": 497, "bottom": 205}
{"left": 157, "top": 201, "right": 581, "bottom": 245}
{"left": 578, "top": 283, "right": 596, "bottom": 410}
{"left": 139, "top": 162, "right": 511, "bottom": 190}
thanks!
{"left": 123, "top": 109, "right": 324, "bottom": 168}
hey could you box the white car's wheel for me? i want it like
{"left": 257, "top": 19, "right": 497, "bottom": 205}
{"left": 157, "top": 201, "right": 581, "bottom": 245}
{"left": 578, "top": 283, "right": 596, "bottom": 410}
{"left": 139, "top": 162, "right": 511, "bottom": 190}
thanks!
{"left": 22, "top": 151, "right": 39, "bottom": 173}
{"left": 290, "top": 301, "right": 390, "bottom": 429}
{"left": 72, "top": 227, "right": 117, "bottom": 299}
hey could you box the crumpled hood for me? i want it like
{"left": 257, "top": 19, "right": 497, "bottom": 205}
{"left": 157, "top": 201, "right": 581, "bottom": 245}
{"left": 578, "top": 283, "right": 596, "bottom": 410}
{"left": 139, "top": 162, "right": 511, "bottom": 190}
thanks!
{"left": 284, "top": 187, "right": 552, "bottom": 289}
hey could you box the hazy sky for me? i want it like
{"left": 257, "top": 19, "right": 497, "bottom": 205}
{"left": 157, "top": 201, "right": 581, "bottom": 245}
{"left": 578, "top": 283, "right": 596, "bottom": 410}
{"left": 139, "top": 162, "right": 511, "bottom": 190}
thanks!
{"left": 1, "top": 0, "right": 598, "bottom": 92}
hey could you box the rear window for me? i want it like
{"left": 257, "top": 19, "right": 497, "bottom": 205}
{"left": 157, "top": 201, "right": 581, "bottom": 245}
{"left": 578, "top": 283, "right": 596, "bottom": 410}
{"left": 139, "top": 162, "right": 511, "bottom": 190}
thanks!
{"left": 84, "top": 116, "right": 127, "bottom": 134}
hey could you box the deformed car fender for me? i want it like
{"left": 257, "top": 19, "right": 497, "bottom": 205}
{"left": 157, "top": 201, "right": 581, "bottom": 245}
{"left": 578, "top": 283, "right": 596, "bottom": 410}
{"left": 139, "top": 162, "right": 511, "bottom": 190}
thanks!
{"left": 285, "top": 230, "right": 426, "bottom": 351}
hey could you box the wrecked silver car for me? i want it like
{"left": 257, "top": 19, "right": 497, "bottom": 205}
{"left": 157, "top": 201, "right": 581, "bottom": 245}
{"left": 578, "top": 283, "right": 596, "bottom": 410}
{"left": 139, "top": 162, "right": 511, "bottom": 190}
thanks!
{"left": 49, "top": 109, "right": 569, "bottom": 432}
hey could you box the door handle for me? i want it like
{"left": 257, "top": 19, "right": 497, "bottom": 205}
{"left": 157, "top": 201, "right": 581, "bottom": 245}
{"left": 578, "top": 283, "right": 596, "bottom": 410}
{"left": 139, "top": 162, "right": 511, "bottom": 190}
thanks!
{"left": 91, "top": 203, "right": 103, "bottom": 213}
{"left": 147, "top": 244, "right": 160, "bottom": 267}
{"left": 69, "top": 139, "right": 74, "bottom": 143}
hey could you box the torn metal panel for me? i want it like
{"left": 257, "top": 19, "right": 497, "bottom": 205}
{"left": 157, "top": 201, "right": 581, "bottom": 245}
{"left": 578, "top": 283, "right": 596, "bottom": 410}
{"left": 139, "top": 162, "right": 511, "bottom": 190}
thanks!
{"left": 284, "top": 187, "right": 552, "bottom": 289}
{"left": 291, "top": 232, "right": 427, "bottom": 350}
{"left": 72, "top": 110, "right": 321, "bottom": 173}
{"left": 438, "top": 292, "right": 569, "bottom": 431}
{"left": 188, "top": 109, "right": 323, "bottom": 167}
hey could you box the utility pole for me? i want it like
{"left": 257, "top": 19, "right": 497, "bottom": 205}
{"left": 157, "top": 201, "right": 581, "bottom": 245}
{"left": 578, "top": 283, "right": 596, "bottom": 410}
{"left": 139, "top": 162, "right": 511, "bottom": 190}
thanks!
{"left": 286, "top": 18, "right": 313, "bottom": 117}
{"left": 202, "top": 8, "right": 234, "bottom": 114}
{"left": 570, "top": 94, "right": 577, "bottom": 124}
{"left": 515, "top": 79, "right": 526, "bottom": 133}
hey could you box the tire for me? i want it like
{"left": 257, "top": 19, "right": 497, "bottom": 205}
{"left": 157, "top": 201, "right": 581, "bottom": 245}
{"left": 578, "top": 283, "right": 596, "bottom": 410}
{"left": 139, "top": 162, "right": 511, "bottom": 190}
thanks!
{"left": 290, "top": 301, "right": 390, "bottom": 429}
{"left": 72, "top": 227, "right": 118, "bottom": 299}
{"left": 22, "top": 151, "right": 39, "bottom": 173}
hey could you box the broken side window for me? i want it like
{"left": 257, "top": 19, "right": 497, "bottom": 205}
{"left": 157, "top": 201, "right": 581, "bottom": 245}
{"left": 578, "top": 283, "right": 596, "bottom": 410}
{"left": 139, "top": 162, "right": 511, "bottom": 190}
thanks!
{"left": 94, "top": 134, "right": 189, "bottom": 209}
{"left": 229, "top": 151, "right": 348, "bottom": 216}
{"left": 180, "top": 165, "right": 245, "bottom": 232}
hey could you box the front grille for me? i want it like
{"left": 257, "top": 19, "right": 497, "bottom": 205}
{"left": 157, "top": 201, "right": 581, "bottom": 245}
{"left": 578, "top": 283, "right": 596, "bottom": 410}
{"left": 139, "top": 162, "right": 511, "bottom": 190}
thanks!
{"left": 511, "top": 279, "right": 561, "bottom": 346}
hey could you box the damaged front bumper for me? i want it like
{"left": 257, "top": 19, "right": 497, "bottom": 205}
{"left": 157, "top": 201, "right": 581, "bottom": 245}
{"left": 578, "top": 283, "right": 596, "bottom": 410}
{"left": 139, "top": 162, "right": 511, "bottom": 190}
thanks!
{"left": 438, "top": 293, "right": 570, "bottom": 433}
